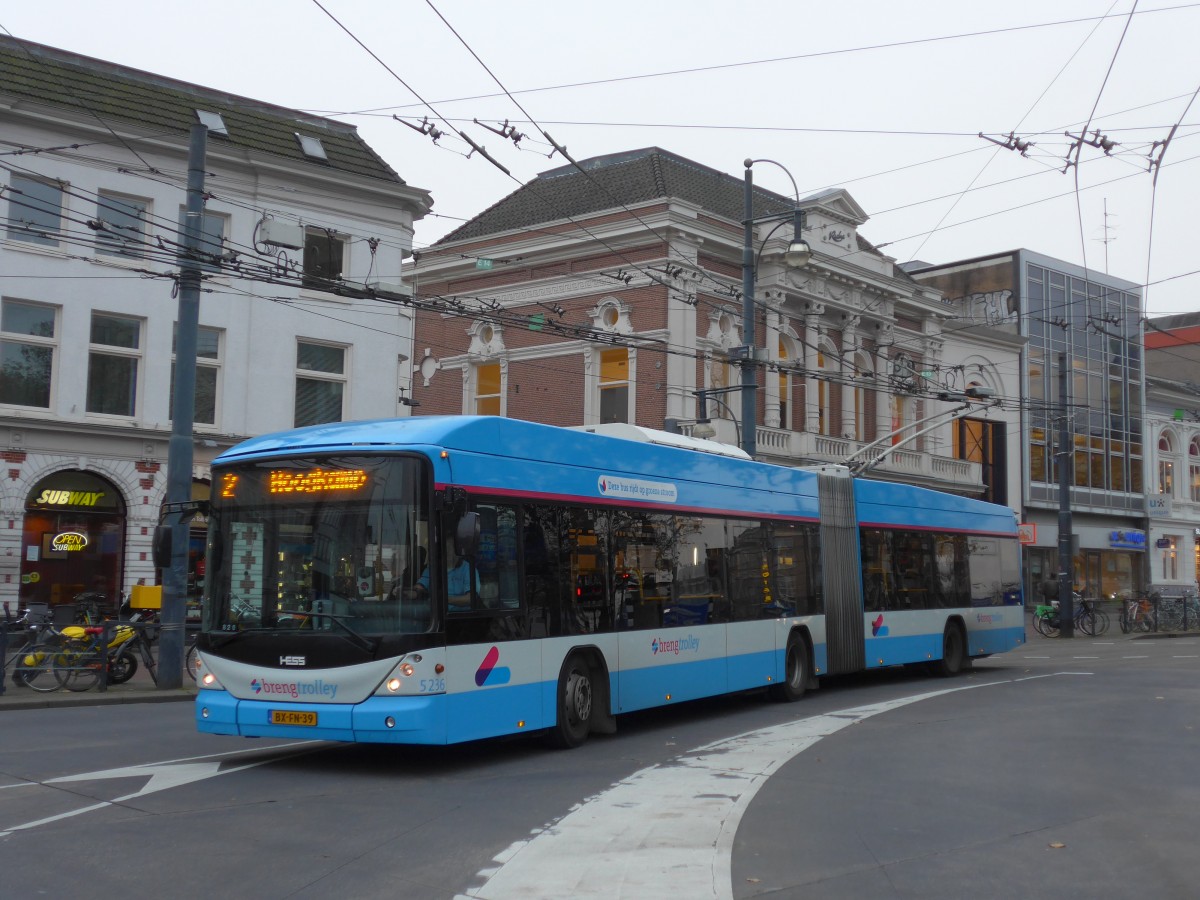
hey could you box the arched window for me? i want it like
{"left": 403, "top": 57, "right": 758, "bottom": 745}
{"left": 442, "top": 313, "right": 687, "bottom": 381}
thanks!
{"left": 1158, "top": 430, "right": 1176, "bottom": 495}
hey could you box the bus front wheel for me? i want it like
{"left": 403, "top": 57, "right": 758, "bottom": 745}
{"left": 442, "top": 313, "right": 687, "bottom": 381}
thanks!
{"left": 769, "top": 634, "right": 809, "bottom": 702}
{"left": 549, "top": 655, "right": 594, "bottom": 749}
{"left": 934, "top": 623, "right": 966, "bottom": 677}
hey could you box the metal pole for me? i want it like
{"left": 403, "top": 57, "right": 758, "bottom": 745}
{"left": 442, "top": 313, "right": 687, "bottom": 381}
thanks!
{"left": 1057, "top": 351, "right": 1075, "bottom": 638}
{"left": 741, "top": 163, "right": 757, "bottom": 458}
{"left": 159, "top": 123, "right": 207, "bottom": 688}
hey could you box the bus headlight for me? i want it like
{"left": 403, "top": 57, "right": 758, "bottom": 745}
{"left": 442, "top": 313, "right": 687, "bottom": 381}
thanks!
{"left": 387, "top": 677, "right": 402, "bottom": 692}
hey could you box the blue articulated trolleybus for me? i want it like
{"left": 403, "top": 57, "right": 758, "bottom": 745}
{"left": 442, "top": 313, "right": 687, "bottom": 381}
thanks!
{"left": 193, "top": 416, "right": 1024, "bottom": 748}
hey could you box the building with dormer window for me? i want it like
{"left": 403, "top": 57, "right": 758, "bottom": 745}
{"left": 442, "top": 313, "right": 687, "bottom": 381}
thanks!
{"left": 0, "top": 36, "right": 430, "bottom": 612}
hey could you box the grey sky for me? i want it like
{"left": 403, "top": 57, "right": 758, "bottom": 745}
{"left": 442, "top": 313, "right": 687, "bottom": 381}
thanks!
{"left": 5, "top": 0, "right": 1198, "bottom": 315}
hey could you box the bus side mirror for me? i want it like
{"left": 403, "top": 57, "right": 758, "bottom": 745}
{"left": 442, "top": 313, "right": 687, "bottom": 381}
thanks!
{"left": 153, "top": 525, "right": 172, "bottom": 569}
{"left": 454, "top": 512, "right": 480, "bottom": 559}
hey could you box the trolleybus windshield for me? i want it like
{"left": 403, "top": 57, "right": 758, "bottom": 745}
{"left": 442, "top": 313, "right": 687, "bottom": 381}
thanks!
{"left": 203, "top": 454, "right": 433, "bottom": 637}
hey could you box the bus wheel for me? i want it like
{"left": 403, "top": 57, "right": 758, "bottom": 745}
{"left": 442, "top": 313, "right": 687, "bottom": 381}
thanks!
{"left": 549, "top": 655, "right": 594, "bottom": 749}
{"left": 934, "top": 623, "right": 966, "bottom": 677}
{"left": 769, "top": 634, "right": 808, "bottom": 702}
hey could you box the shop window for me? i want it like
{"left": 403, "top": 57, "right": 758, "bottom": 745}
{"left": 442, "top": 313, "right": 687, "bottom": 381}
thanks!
{"left": 295, "top": 340, "right": 346, "bottom": 426}
{"left": 170, "top": 324, "right": 222, "bottom": 425}
{"left": 96, "top": 193, "right": 148, "bottom": 257}
{"left": 86, "top": 312, "right": 141, "bottom": 417}
{"left": 0, "top": 298, "right": 56, "bottom": 408}
{"left": 6, "top": 174, "right": 62, "bottom": 245}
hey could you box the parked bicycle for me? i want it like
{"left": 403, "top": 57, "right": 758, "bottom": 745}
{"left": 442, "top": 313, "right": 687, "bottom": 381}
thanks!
{"left": 5, "top": 599, "right": 105, "bottom": 688}
{"left": 18, "top": 610, "right": 159, "bottom": 693}
{"left": 1032, "top": 594, "right": 1108, "bottom": 637}
{"left": 1119, "top": 593, "right": 1158, "bottom": 634}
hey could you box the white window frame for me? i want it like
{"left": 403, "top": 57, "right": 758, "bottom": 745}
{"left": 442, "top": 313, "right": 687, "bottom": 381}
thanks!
{"left": 302, "top": 226, "right": 348, "bottom": 292}
{"left": 177, "top": 207, "right": 228, "bottom": 272}
{"left": 0, "top": 297, "right": 58, "bottom": 409}
{"left": 294, "top": 339, "right": 348, "bottom": 427}
{"left": 471, "top": 360, "right": 504, "bottom": 416}
{"left": 6, "top": 173, "right": 64, "bottom": 246}
{"left": 170, "top": 324, "right": 223, "bottom": 428}
{"left": 96, "top": 191, "right": 150, "bottom": 258}
{"left": 86, "top": 311, "right": 143, "bottom": 418}
{"left": 596, "top": 346, "right": 633, "bottom": 425}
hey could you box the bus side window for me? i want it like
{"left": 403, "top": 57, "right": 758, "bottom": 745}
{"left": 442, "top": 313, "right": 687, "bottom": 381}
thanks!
{"left": 474, "top": 504, "right": 521, "bottom": 610}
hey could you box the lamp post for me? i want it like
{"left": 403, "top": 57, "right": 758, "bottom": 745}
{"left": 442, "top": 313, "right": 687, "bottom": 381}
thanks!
{"left": 741, "top": 159, "right": 812, "bottom": 459}
{"left": 692, "top": 387, "right": 742, "bottom": 449}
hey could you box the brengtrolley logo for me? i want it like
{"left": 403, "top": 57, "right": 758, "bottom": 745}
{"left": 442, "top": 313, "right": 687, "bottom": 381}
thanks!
{"left": 475, "top": 646, "right": 511, "bottom": 687}
{"left": 250, "top": 677, "right": 337, "bottom": 699}
{"left": 597, "top": 475, "right": 678, "bottom": 504}
{"left": 651, "top": 634, "right": 700, "bottom": 656}
{"left": 871, "top": 614, "right": 889, "bottom": 637}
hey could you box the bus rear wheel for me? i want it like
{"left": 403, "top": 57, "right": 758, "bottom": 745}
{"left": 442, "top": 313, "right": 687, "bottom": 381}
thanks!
{"left": 934, "top": 623, "right": 966, "bottom": 677}
{"left": 548, "top": 655, "right": 594, "bottom": 749}
{"left": 769, "top": 634, "right": 808, "bottom": 702}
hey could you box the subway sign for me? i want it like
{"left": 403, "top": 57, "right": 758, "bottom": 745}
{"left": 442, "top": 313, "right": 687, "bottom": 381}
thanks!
{"left": 35, "top": 490, "right": 107, "bottom": 508}
{"left": 51, "top": 531, "right": 88, "bottom": 552}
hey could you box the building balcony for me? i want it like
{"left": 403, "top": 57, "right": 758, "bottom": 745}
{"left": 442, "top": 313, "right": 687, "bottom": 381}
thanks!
{"left": 682, "top": 418, "right": 984, "bottom": 495}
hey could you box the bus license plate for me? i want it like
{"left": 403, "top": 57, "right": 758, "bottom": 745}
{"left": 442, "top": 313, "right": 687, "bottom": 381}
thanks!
{"left": 271, "top": 710, "right": 317, "bottom": 727}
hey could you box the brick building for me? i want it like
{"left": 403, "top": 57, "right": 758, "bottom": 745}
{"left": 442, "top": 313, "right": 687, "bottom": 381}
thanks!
{"left": 409, "top": 147, "right": 1018, "bottom": 498}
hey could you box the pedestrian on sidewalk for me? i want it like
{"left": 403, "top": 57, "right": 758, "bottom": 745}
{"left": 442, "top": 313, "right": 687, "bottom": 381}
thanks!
{"left": 1041, "top": 572, "right": 1060, "bottom": 604}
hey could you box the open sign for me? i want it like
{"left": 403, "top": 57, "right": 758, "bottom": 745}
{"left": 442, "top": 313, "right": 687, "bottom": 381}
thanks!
{"left": 51, "top": 531, "right": 88, "bottom": 552}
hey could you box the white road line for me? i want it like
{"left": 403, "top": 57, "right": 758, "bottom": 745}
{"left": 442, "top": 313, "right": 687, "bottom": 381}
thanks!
{"left": 458, "top": 673, "right": 1082, "bottom": 900}
{"left": 1073, "top": 656, "right": 1100, "bottom": 659}
{"left": 0, "top": 741, "right": 322, "bottom": 837}
{"left": 1123, "top": 655, "right": 1149, "bottom": 659}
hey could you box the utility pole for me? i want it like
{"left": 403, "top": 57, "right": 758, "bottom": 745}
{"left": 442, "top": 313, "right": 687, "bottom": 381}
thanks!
{"left": 159, "top": 123, "right": 207, "bottom": 688}
{"left": 1057, "top": 351, "right": 1075, "bottom": 638}
{"left": 740, "top": 164, "right": 757, "bottom": 459}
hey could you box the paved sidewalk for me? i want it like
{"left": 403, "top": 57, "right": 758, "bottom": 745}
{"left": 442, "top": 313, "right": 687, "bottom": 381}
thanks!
{"left": 1, "top": 655, "right": 196, "bottom": 711}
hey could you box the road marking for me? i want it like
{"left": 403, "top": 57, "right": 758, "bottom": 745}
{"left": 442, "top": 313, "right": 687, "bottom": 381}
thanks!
{"left": 0, "top": 740, "right": 321, "bottom": 837}
{"left": 1023, "top": 655, "right": 1051, "bottom": 659}
{"left": 1123, "top": 655, "right": 1149, "bottom": 659}
{"left": 458, "top": 673, "right": 1083, "bottom": 900}
{"left": 1073, "top": 656, "right": 1100, "bottom": 659}
{"left": 1172, "top": 655, "right": 1199, "bottom": 658}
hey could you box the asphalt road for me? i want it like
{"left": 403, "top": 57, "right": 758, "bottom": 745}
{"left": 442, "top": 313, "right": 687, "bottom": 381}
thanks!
{"left": 1, "top": 629, "right": 1197, "bottom": 900}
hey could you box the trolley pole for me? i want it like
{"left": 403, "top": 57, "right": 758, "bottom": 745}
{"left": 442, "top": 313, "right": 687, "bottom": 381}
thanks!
{"left": 159, "top": 123, "right": 207, "bottom": 688}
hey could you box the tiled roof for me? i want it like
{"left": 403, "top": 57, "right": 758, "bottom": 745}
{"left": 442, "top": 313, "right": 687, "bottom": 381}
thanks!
{"left": 436, "top": 147, "right": 801, "bottom": 244}
{"left": 0, "top": 36, "right": 402, "bottom": 184}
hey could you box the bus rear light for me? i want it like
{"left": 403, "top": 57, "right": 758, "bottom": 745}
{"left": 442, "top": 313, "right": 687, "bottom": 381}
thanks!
{"left": 435, "top": 663, "right": 444, "bottom": 674}
{"left": 202, "top": 673, "right": 217, "bottom": 687}
{"left": 400, "top": 663, "right": 414, "bottom": 677}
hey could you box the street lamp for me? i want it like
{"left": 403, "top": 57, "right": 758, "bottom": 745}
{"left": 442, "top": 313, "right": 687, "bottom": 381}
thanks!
{"left": 741, "top": 158, "right": 810, "bottom": 459}
{"left": 692, "top": 387, "right": 742, "bottom": 449}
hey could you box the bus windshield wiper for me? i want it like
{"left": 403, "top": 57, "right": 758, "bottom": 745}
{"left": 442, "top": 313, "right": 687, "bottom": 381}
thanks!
{"left": 276, "top": 609, "right": 378, "bottom": 652}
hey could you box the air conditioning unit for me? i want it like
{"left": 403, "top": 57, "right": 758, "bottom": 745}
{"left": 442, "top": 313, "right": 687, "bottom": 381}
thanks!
{"left": 260, "top": 220, "right": 305, "bottom": 250}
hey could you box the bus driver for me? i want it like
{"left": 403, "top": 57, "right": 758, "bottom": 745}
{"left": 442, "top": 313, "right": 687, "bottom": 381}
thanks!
{"left": 409, "top": 554, "right": 481, "bottom": 610}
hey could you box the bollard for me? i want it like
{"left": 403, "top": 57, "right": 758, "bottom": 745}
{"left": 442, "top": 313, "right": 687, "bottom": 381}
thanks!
{"left": 98, "top": 619, "right": 111, "bottom": 693}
